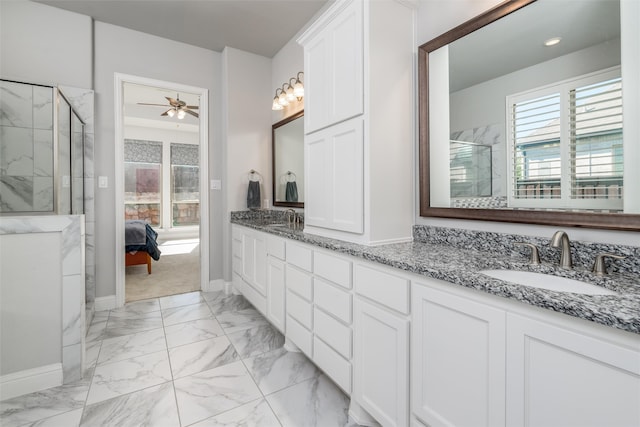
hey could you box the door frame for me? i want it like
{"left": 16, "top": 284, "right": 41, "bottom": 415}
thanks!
{"left": 114, "top": 73, "right": 209, "bottom": 307}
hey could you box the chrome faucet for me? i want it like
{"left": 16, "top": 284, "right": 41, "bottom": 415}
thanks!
{"left": 550, "top": 230, "right": 572, "bottom": 269}
{"left": 285, "top": 209, "right": 296, "bottom": 225}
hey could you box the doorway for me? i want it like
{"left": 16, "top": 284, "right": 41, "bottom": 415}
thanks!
{"left": 114, "top": 74, "right": 209, "bottom": 307}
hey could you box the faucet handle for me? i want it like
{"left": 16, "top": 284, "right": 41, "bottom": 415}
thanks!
{"left": 515, "top": 242, "right": 541, "bottom": 265}
{"left": 592, "top": 253, "right": 626, "bottom": 276}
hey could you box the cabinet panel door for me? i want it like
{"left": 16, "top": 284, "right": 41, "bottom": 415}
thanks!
{"left": 506, "top": 313, "right": 640, "bottom": 427}
{"left": 253, "top": 232, "right": 267, "bottom": 296}
{"left": 241, "top": 232, "right": 255, "bottom": 282}
{"left": 411, "top": 283, "right": 506, "bottom": 427}
{"left": 266, "top": 256, "right": 286, "bottom": 333}
{"left": 354, "top": 298, "right": 409, "bottom": 427}
{"left": 305, "top": 118, "right": 364, "bottom": 233}
{"left": 304, "top": 34, "right": 329, "bottom": 133}
{"left": 328, "top": 0, "right": 363, "bottom": 125}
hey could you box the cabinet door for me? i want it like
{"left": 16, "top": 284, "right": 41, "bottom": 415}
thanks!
{"left": 353, "top": 298, "right": 409, "bottom": 427}
{"left": 412, "top": 283, "right": 506, "bottom": 427}
{"left": 266, "top": 256, "right": 286, "bottom": 333}
{"left": 302, "top": 0, "right": 363, "bottom": 133}
{"left": 241, "top": 231, "right": 255, "bottom": 283}
{"left": 305, "top": 117, "right": 363, "bottom": 233}
{"left": 252, "top": 232, "right": 267, "bottom": 296}
{"left": 506, "top": 313, "right": 640, "bottom": 427}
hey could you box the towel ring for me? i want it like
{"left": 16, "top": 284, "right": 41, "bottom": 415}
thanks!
{"left": 249, "top": 169, "right": 263, "bottom": 182}
{"left": 286, "top": 171, "right": 297, "bottom": 182}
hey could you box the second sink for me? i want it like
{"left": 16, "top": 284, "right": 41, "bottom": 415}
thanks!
{"left": 480, "top": 269, "right": 618, "bottom": 295}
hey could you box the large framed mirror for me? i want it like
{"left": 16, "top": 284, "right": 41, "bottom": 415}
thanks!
{"left": 272, "top": 110, "right": 304, "bottom": 208}
{"left": 418, "top": 0, "right": 640, "bottom": 230}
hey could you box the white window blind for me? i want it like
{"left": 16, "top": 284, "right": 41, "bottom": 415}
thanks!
{"left": 507, "top": 68, "right": 623, "bottom": 211}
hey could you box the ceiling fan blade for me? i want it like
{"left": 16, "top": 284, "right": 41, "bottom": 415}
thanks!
{"left": 186, "top": 105, "right": 199, "bottom": 109}
{"left": 184, "top": 109, "right": 199, "bottom": 118}
{"left": 160, "top": 109, "right": 171, "bottom": 116}
{"left": 166, "top": 97, "right": 179, "bottom": 106}
{"left": 137, "top": 103, "right": 168, "bottom": 107}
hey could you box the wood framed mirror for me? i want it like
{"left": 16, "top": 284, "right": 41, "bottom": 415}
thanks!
{"left": 418, "top": 0, "right": 640, "bottom": 230}
{"left": 272, "top": 110, "right": 304, "bottom": 208}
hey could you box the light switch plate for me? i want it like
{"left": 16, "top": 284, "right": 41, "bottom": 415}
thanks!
{"left": 98, "top": 176, "right": 108, "bottom": 188}
{"left": 210, "top": 179, "right": 221, "bottom": 190}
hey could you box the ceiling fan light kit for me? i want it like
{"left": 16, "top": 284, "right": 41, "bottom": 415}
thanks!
{"left": 137, "top": 93, "right": 199, "bottom": 119}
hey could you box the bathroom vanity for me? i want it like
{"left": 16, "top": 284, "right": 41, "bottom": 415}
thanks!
{"left": 231, "top": 213, "right": 640, "bottom": 427}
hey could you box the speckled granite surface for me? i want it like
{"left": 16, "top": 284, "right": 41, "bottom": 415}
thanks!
{"left": 231, "top": 213, "right": 640, "bottom": 335}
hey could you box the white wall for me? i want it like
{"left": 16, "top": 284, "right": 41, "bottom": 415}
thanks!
{"left": 94, "top": 22, "right": 222, "bottom": 298}
{"left": 221, "top": 47, "right": 272, "bottom": 281}
{"left": 0, "top": 1, "right": 92, "bottom": 88}
{"left": 415, "top": 0, "right": 640, "bottom": 246}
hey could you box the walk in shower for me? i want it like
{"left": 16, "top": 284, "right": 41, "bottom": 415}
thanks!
{"left": 0, "top": 79, "right": 85, "bottom": 214}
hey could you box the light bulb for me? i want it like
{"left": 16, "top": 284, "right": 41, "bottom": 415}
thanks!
{"left": 167, "top": 109, "right": 175, "bottom": 118}
{"left": 293, "top": 82, "right": 304, "bottom": 99}
{"left": 177, "top": 109, "right": 186, "bottom": 119}
{"left": 286, "top": 85, "right": 295, "bottom": 102}
{"left": 272, "top": 97, "right": 283, "bottom": 110}
{"left": 278, "top": 92, "right": 289, "bottom": 106}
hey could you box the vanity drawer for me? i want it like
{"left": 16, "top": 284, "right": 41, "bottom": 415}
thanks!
{"left": 314, "top": 251, "right": 352, "bottom": 289}
{"left": 287, "top": 290, "right": 313, "bottom": 330}
{"left": 354, "top": 263, "right": 410, "bottom": 314}
{"left": 314, "top": 307, "right": 351, "bottom": 359}
{"left": 286, "top": 264, "right": 313, "bottom": 301}
{"left": 267, "top": 235, "right": 286, "bottom": 260}
{"left": 315, "top": 278, "right": 352, "bottom": 324}
{"left": 313, "top": 336, "right": 352, "bottom": 394}
{"left": 287, "top": 315, "right": 313, "bottom": 357}
{"left": 286, "top": 241, "right": 313, "bottom": 272}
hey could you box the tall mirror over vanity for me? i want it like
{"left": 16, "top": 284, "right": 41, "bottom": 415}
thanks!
{"left": 419, "top": 0, "right": 640, "bottom": 230}
{"left": 272, "top": 110, "right": 304, "bottom": 208}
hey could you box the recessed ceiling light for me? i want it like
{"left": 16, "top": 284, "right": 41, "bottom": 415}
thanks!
{"left": 544, "top": 37, "right": 562, "bottom": 47}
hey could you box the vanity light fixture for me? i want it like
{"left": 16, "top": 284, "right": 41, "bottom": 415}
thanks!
{"left": 272, "top": 71, "right": 304, "bottom": 110}
{"left": 272, "top": 89, "right": 284, "bottom": 111}
{"left": 544, "top": 37, "right": 562, "bottom": 47}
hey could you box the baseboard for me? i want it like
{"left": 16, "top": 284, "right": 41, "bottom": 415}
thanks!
{"left": 0, "top": 363, "right": 63, "bottom": 400}
{"left": 94, "top": 295, "right": 117, "bottom": 312}
{"left": 202, "top": 279, "right": 227, "bottom": 293}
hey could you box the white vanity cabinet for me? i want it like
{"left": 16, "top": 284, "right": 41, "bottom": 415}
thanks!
{"left": 353, "top": 263, "right": 410, "bottom": 427}
{"left": 298, "top": 0, "right": 414, "bottom": 245}
{"left": 266, "top": 235, "right": 286, "bottom": 333}
{"left": 300, "top": 0, "right": 363, "bottom": 134}
{"left": 506, "top": 313, "right": 640, "bottom": 427}
{"left": 411, "top": 280, "right": 506, "bottom": 427}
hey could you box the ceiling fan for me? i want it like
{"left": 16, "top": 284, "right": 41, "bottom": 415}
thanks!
{"left": 137, "top": 94, "right": 199, "bottom": 119}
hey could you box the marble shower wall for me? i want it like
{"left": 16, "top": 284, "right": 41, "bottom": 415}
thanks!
{"left": 0, "top": 80, "right": 54, "bottom": 212}
{"left": 59, "top": 85, "right": 96, "bottom": 326}
{"left": 450, "top": 123, "right": 505, "bottom": 201}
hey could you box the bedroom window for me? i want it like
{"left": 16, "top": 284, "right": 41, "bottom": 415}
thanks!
{"left": 507, "top": 68, "right": 622, "bottom": 211}
{"left": 124, "top": 140, "right": 199, "bottom": 229}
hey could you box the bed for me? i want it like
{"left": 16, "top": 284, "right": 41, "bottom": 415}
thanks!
{"left": 125, "top": 220, "right": 161, "bottom": 274}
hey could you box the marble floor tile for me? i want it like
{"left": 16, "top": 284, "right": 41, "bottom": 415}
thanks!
{"left": 104, "top": 312, "right": 163, "bottom": 338}
{"left": 85, "top": 319, "right": 108, "bottom": 342}
{"left": 85, "top": 340, "right": 102, "bottom": 371}
{"left": 216, "top": 308, "right": 270, "bottom": 333}
{"left": 162, "top": 302, "right": 213, "bottom": 327}
{"left": 243, "top": 348, "right": 320, "bottom": 395}
{"left": 109, "top": 299, "right": 160, "bottom": 318}
{"left": 80, "top": 382, "right": 179, "bottom": 427}
{"left": 86, "top": 351, "right": 172, "bottom": 405}
{"left": 190, "top": 398, "right": 281, "bottom": 427}
{"left": 97, "top": 328, "right": 166, "bottom": 365}
{"left": 0, "top": 379, "right": 90, "bottom": 426}
{"left": 204, "top": 293, "right": 252, "bottom": 315}
{"left": 265, "top": 374, "right": 351, "bottom": 427}
{"left": 227, "top": 323, "right": 285, "bottom": 359}
{"left": 173, "top": 361, "right": 262, "bottom": 426}
{"left": 164, "top": 318, "right": 224, "bottom": 348}
{"left": 168, "top": 335, "right": 239, "bottom": 379}
{"left": 159, "top": 291, "right": 205, "bottom": 310}
{"left": 24, "top": 408, "right": 83, "bottom": 427}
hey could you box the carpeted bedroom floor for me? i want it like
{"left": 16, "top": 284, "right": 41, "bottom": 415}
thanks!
{"left": 125, "top": 238, "right": 201, "bottom": 302}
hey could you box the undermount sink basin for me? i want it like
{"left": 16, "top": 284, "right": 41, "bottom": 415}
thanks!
{"left": 480, "top": 269, "right": 618, "bottom": 295}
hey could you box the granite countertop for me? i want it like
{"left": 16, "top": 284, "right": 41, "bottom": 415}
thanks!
{"left": 231, "top": 218, "right": 640, "bottom": 335}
